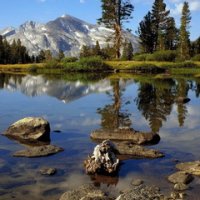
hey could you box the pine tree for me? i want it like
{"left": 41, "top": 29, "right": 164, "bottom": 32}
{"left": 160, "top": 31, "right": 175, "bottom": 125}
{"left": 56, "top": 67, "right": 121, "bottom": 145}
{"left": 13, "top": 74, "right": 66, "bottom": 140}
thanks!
{"left": 179, "top": 1, "right": 191, "bottom": 60}
{"left": 98, "top": 0, "right": 134, "bottom": 59}
{"left": 151, "top": 0, "right": 170, "bottom": 51}
{"left": 165, "top": 17, "right": 178, "bottom": 50}
{"left": 138, "top": 11, "right": 155, "bottom": 53}
{"left": 37, "top": 50, "right": 46, "bottom": 62}
{"left": 93, "top": 41, "right": 101, "bottom": 56}
{"left": 80, "top": 45, "right": 91, "bottom": 58}
{"left": 58, "top": 49, "right": 65, "bottom": 61}
{"left": 122, "top": 41, "right": 133, "bottom": 60}
{"left": 0, "top": 35, "right": 4, "bottom": 64}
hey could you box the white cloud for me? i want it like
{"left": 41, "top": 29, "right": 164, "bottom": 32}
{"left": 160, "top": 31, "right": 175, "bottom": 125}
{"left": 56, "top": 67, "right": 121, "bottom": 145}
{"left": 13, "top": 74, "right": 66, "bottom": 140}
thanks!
{"left": 169, "top": 0, "right": 200, "bottom": 15}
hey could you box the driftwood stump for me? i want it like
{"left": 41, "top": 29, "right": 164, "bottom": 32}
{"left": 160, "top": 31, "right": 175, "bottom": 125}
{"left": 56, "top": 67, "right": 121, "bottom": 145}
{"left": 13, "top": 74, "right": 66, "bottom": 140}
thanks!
{"left": 84, "top": 140, "right": 119, "bottom": 174}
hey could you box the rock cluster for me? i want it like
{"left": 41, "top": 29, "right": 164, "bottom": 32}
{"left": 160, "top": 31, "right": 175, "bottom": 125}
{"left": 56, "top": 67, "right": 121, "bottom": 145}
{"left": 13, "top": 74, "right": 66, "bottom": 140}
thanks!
{"left": 59, "top": 184, "right": 110, "bottom": 200}
{"left": 168, "top": 160, "right": 200, "bottom": 192}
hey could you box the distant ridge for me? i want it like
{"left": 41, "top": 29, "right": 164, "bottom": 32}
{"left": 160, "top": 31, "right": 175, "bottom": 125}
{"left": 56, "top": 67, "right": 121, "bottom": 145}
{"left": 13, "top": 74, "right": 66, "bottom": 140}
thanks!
{"left": 0, "top": 14, "right": 139, "bottom": 56}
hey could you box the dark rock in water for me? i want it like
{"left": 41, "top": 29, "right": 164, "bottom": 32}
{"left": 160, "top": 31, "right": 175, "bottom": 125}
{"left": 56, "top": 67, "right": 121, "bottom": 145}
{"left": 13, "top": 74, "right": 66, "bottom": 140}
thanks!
{"left": 131, "top": 179, "right": 144, "bottom": 186}
{"left": 176, "top": 160, "right": 200, "bottom": 176}
{"left": 53, "top": 130, "right": 62, "bottom": 133}
{"left": 84, "top": 140, "right": 119, "bottom": 174}
{"left": 40, "top": 167, "right": 57, "bottom": 175}
{"left": 116, "top": 185, "right": 163, "bottom": 200}
{"left": 13, "top": 145, "right": 63, "bottom": 157}
{"left": 91, "top": 128, "right": 160, "bottom": 145}
{"left": 59, "top": 184, "right": 111, "bottom": 200}
{"left": 113, "top": 141, "right": 164, "bottom": 158}
{"left": 168, "top": 171, "right": 193, "bottom": 184}
{"left": 176, "top": 97, "right": 190, "bottom": 104}
{"left": 3, "top": 117, "right": 50, "bottom": 143}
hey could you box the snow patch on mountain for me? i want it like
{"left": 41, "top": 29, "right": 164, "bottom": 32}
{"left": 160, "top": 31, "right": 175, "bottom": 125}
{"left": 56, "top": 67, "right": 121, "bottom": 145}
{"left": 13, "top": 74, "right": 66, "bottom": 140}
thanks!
{"left": 0, "top": 14, "right": 140, "bottom": 56}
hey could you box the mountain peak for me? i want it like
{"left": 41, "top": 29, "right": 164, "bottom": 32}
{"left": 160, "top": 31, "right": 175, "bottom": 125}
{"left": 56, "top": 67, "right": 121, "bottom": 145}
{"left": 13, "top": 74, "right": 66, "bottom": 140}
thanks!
{"left": 0, "top": 14, "right": 139, "bottom": 56}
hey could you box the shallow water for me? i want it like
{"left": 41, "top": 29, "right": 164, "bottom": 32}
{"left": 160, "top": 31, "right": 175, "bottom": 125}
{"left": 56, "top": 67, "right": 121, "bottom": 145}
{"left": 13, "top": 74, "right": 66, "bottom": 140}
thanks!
{"left": 0, "top": 73, "right": 200, "bottom": 199}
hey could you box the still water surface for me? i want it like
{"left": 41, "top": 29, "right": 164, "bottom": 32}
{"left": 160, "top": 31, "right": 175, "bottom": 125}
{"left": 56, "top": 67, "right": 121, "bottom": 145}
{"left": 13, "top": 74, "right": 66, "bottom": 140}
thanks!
{"left": 0, "top": 73, "right": 200, "bottom": 199}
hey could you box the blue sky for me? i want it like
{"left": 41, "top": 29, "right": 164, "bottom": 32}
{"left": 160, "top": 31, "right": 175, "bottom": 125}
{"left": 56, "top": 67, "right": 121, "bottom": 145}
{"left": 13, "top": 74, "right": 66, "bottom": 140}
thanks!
{"left": 0, "top": 0, "right": 200, "bottom": 40}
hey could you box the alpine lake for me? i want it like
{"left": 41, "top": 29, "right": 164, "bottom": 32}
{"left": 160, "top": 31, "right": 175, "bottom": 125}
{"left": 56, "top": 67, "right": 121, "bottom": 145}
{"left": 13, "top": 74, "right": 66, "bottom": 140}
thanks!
{"left": 0, "top": 72, "right": 200, "bottom": 200}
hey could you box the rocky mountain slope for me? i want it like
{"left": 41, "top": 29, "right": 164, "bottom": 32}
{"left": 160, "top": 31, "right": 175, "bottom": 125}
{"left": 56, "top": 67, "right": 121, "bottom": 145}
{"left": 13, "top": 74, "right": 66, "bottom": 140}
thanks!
{"left": 0, "top": 14, "right": 139, "bottom": 56}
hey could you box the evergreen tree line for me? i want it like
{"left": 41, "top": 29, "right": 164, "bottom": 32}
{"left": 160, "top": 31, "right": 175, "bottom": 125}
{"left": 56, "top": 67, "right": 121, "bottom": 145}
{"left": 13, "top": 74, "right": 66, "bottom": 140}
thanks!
{"left": 0, "top": 36, "right": 33, "bottom": 64}
{"left": 138, "top": 0, "right": 199, "bottom": 60}
{"left": 80, "top": 40, "right": 133, "bottom": 60}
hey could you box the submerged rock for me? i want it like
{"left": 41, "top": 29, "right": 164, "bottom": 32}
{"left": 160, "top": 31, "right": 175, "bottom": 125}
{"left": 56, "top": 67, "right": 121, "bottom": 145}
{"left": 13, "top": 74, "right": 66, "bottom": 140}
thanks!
{"left": 84, "top": 140, "right": 119, "bottom": 174}
{"left": 168, "top": 171, "right": 193, "bottom": 184}
{"left": 40, "top": 167, "right": 57, "bottom": 175}
{"left": 59, "top": 184, "right": 111, "bottom": 200}
{"left": 116, "top": 185, "right": 163, "bottom": 200}
{"left": 3, "top": 117, "right": 50, "bottom": 143}
{"left": 13, "top": 145, "right": 63, "bottom": 157}
{"left": 113, "top": 141, "right": 164, "bottom": 158}
{"left": 176, "top": 160, "right": 200, "bottom": 176}
{"left": 91, "top": 128, "right": 160, "bottom": 145}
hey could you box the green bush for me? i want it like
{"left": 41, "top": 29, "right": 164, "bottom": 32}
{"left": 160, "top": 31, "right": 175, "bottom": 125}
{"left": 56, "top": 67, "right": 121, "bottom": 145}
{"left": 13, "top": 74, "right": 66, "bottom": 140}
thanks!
{"left": 78, "top": 56, "right": 110, "bottom": 71}
{"left": 44, "top": 59, "right": 61, "bottom": 68}
{"left": 62, "top": 56, "right": 110, "bottom": 72}
{"left": 192, "top": 54, "right": 200, "bottom": 61}
{"left": 61, "top": 57, "right": 78, "bottom": 63}
{"left": 133, "top": 54, "right": 148, "bottom": 61}
{"left": 150, "top": 50, "right": 177, "bottom": 62}
{"left": 133, "top": 51, "right": 177, "bottom": 62}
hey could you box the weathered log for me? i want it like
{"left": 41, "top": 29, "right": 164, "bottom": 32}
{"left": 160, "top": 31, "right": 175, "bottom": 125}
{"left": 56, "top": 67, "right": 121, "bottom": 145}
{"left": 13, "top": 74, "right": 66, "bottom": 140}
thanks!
{"left": 84, "top": 140, "right": 119, "bottom": 174}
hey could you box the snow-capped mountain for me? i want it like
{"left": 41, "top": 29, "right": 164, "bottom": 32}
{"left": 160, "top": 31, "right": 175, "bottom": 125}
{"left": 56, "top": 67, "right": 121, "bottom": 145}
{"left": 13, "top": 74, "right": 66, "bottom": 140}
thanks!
{"left": 0, "top": 14, "right": 139, "bottom": 56}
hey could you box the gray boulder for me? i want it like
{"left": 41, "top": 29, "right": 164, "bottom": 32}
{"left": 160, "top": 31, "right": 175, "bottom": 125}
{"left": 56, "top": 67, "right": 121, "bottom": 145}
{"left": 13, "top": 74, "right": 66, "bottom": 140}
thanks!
{"left": 3, "top": 117, "right": 50, "bottom": 143}
{"left": 13, "top": 145, "right": 63, "bottom": 157}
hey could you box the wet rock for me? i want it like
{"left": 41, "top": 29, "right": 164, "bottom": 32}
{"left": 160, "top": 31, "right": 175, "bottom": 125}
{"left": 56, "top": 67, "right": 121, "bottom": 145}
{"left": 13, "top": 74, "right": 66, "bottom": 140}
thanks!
{"left": 13, "top": 145, "right": 63, "bottom": 157}
{"left": 176, "top": 160, "right": 200, "bottom": 176}
{"left": 113, "top": 141, "right": 164, "bottom": 158}
{"left": 59, "top": 184, "right": 111, "bottom": 200}
{"left": 174, "top": 183, "right": 188, "bottom": 191}
{"left": 84, "top": 140, "right": 119, "bottom": 174}
{"left": 168, "top": 171, "right": 193, "bottom": 184}
{"left": 131, "top": 179, "right": 143, "bottom": 186}
{"left": 116, "top": 185, "right": 163, "bottom": 200}
{"left": 176, "top": 97, "right": 190, "bottom": 104}
{"left": 3, "top": 117, "right": 50, "bottom": 143}
{"left": 40, "top": 167, "right": 57, "bottom": 175}
{"left": 91, "top": 128, "right": 160, "bottom": 145}
{"left": 170, "top": 191, "right": 186, "bottom": 199}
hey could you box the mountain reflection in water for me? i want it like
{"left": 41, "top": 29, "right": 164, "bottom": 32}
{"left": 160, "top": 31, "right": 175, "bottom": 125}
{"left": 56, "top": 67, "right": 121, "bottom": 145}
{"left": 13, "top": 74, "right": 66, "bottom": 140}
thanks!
{"left": 0, "top": 73, "right": 200, "bottom": 200}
